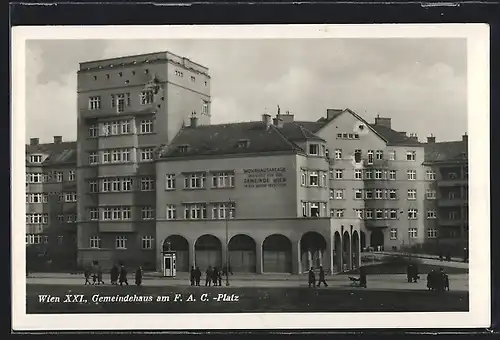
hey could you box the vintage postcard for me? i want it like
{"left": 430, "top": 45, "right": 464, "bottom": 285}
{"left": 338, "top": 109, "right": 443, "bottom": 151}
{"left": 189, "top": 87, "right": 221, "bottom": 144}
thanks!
{"left": 11, "top": 24, "right": 490, "bottom": 330}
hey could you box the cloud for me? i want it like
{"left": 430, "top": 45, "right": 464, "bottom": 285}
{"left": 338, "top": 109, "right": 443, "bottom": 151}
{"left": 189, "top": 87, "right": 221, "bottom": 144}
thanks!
{"left": 25, "top": 38, "right": 467, "bottom": 143}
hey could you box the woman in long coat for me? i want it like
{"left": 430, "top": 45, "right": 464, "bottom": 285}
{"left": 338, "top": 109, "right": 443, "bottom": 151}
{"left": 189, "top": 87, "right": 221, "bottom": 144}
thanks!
{"left": 110, "top": 265, "right": 118, "bottom": 285}
{"left": 135, "top": 266, "right": 143, "bottom": 287}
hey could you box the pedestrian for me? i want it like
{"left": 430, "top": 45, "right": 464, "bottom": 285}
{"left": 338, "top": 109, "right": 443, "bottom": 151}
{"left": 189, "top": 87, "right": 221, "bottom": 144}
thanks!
{"left": 308, "top": 267, "right": 316, "bottom": 288}
{"left": 427, "top": 269, "right": 435, "bottom": 291}
{"left": 84, "top": 264, "right": 91, "bottom": 285}
{"left": 359, "top": 265, "right": 367, "bottom": 288}
{"left": 205, "top": 266, "right": 213, "bottom": 286}
{"left": 190, "top": 266, "right": 195, "bottom": 286}
{"left": 218, "top": 267, "right": 222, "bottom": 286}
{"left": 135, "top": 266, "right": 143, "bottom": 287}
{"left": 412, "top": 263, "right": 419, "bottom": 283}
{"left": 195, "top": 266, "right": 201, "bottom": 286}
{"left": 438, "top": 268, "right": 447, "bottom": 292}
{"left": 439, "top": 251, "right": 443, "bottom": 262}
{"left": 119, "top": 264, "right": 129, "bottom": 286}
{"left": 407, "top": 264, "right": 413, "bottom": 283}
{"left": 446, "top": 252, "right": 451, "bottom": 262}
{"left": 212, "top": 266, "right": 219, "bottom": 286}
{"left": 110, "top": 264, "right": 118, "bottom": 285}
{"left": 91, "top": 261, "right": 98, "bottom": 285}
{"left": 316, "top": 266, "right": 328, "bottom": 287}
{"left": 97, "top": 263, "right": 104, "bottom": 285}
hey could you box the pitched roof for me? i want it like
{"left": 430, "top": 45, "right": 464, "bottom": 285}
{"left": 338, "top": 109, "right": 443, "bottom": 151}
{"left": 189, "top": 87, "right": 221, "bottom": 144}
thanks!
{"left": 424, "top": 140, "right": 468, "bottom": 163}
{"left": 368, "top": 124, "right": 423, "bottom": 146}
{"left": 25, "top": 141, "right": 77, "bottom": 166}
{"left": 160, "top": 121, "right": 308, "bottom": 159}
{"left": 277, "top": 122, "right": 326, "bottom": 142}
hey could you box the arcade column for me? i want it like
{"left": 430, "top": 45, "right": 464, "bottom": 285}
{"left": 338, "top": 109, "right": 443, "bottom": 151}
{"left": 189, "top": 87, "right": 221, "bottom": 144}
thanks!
{"left": 293, "top": 240, "right": 301, "bottom": 274}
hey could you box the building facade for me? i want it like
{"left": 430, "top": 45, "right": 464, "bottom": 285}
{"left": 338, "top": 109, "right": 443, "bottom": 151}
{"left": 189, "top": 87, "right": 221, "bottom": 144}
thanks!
{"left": 76, "top": 51, "right": 211, "bottom": 269}
{"left": 25, "top": 136, "right": 77, "bottom": 270}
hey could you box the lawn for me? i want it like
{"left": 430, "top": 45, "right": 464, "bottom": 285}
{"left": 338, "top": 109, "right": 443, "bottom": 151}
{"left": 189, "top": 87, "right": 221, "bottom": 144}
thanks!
{"left": 27, "top": 284, "right": 468, "bottom": 314}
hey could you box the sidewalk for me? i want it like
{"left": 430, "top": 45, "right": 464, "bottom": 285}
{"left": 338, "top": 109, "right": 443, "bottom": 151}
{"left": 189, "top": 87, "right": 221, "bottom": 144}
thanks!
{"left": 366, "top": 251, "right": 469, "bottom": 269}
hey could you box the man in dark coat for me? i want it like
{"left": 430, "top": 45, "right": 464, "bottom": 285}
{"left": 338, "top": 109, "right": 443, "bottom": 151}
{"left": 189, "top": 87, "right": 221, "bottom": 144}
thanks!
{"left": 110, "top": 265, "right": 118, "bottom": 285}
{"left": 119, "top": 264, "right": 128, "bottom": 286}
{"left": 308, "top": 267, "right": 316, "bottom": 288}
{"left": 212, "top": 266, "right": 219, "bottom": 286}
{"left": 359, "top": 266, "right": 367, "bottom": 288}
{"left": 427, "top": 269, "right": 436, "bottom": 291}
{"left": 316, "top": 266, "right": 328, "bottom": 287}
{"left": 195, "top": 266, "right": 201, "bottom": 286}
{"left": 84, "top": 264, "right": 91, "bottom": 285}
{"left": 190, "top": 266, "right": 195, "bottom": 286}
{"left": 412, "top": 263, "right": 419, "bottom": 283}
{"left": 205, "top": 266, "right": 213, "bottom": 286}
{"left": 135, "top": 266, "right": 143, "bottom": 286}
{"left": 407, "top": 264, "right": 413, "bottom": 283}
{"left": 97, "top": 263, "right": 104, "bottom": 285}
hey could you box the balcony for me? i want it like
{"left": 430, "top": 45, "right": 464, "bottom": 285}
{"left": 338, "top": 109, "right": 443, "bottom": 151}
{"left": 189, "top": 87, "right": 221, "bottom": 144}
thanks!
{"left": 99, "top": 221, "right": 136, "bottom": 233}
{"left": 437, "top": 199, "right": 468, "bottom": 207}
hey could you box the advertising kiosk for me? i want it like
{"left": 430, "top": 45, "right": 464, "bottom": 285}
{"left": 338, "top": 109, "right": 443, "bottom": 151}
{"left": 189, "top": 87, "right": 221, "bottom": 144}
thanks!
{"left": 162, "top": 250, "right": 177, "bottom": 277}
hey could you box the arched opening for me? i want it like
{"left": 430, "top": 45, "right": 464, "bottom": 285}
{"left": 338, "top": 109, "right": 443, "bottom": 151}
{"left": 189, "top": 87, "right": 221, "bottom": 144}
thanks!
{"left": 228, "top": 234, "right": 256, "bottom": 273}
{"left": 360, "top": 231, "right": 367, "bottom": 251}
{"left": 343, "top": 231, "right": 351, "bottom": 271}
{"left": 262, "top": 234, "right": 292, "bottom": 273}
{"left": 195, "top": 234, "right": 222, "bottom": 270}
{"left": 334, "top": 231, "right": 342, "bottom": 272}
{"left": 163, "top": 235, "right": 189, "bottom": 272}
{"left": 352, "top": 231, "right": 360, "bottom": 269}
{"left": 300, "top": 231, "right": 327, "bottom": 272}
{"left": 370, "top": 229, "right": 385, "bottom": 250}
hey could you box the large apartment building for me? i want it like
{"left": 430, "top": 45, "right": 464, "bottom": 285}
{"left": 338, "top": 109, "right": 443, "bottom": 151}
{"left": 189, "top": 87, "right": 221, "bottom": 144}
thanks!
{"left": 76, "top": 51, "right": 211, "bottom": 269}
{"left": 25, "top": 136, "right": 77, "bottom": 270}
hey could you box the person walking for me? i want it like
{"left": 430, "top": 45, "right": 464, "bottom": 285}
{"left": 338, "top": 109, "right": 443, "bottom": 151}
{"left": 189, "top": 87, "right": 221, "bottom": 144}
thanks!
{"left": 359, "top": 265, "right": 367, "bottom": 288}
{"left": 308, "top": 267, "right": 316, "bottom": 288}
{"left": 84, "top": 264, "right": 91, "bottom": 285}
{"left": 195, "top": 266, "right": 201, "bottom": 286}
{"left": 316, "top": 266, "right": 328, "bottom": 287}
{"left": 205, "top": 266, "right": 213, "bottom": 286}
{"left": 135, "top": 266, "right": 143, "bottom": 287}
{"left": 97, "top": 263, "right": 104, "bottom": 285}
{"left": 407, "top": 264, "right": 413, "bottom": 283}
{"left": 212, "top": 266, "right": 219, "bottom": 286}
{"left": 119, "top": 264, "right": 129, "bottom": 286}
{"left": 190, "top": 266, "right": 196, "bottom": 286}
{"left": 110, "top": 264, "right": 118, "bottom": 285}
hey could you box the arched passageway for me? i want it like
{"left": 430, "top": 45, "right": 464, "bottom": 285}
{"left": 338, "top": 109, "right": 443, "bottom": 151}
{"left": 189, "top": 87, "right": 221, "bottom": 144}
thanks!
{"left": 262, "top": 234, "right": 292, "bottom": 273}
{"left": 352, "top": 231, "right": 360, "bottom": 269}
{"left": 228, "top": 234, "right": 256, "bottom": 273}
{"left": 370, "top": 229, "right": 385, "bottom": 250}
{"left": 163, "top": 235, "right": 189, "bottom": 272}
{"left": 195, "top": 234, "right": 222, "bottom": 270}
{"left": 334, "top": 232, "right": 342, "bottom": 272}
{"left": 360, "top": 231, "right": 366, "bottom": 250}
{"left": 300, "top": 231, "right": 327, "bottom": 272}
{"left": 343, "top": 231, "right": 351, "bottom": 271}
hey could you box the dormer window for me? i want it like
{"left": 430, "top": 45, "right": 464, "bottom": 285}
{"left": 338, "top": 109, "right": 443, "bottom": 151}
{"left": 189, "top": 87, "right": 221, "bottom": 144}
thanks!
{"left": 30, "top": 154, "right": 43, "bottom": 163}
{"left": 309, "top": 144, "right": 319, "bottom": 156}
{"left": 237, "top": 139, "right": 250, "bottom": 148}
{"left": 178, "top": 145, "right": 189, "bottom": 153}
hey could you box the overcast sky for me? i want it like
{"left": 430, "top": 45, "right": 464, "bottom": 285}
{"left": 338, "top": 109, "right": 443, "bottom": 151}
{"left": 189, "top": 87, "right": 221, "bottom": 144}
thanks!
{"left": 25, "top": 38, "right": 467, "bottom": 144}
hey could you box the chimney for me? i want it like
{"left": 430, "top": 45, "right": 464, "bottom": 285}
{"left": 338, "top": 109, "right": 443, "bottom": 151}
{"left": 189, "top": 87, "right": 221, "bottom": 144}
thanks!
{"left": 30, "top": 138, "right": 39, "bottom": 146}
{"left": 273, "top": 117, "right": 284, "bottom": 128}
{"left": 408, "top": 133, "right": 419, "bottom": 141}
{"left": 262, "top": 114, "right": 272, "bottom": 129}
{"left": 374, "top": 115, "right": 392, "bottom": 129}
{"left": 427, "top": 134, "right": 436, "bottom": 143}
{"left": 190, "top": 116, "right": 198, "bottom": 128}
{"left": 326, "top": 108, "right": 343, "bottom": 120}
{"left": 276, "top": 111, "right": 294, "bottom": 123}
{"left": 399, "top": 131, "right": 407, "bottom": 137}
{"left": 462, "top": 133, "right": 468, "bottom": 143}
{"left": 53, "top": 136, "right": 62, "bottom": 144}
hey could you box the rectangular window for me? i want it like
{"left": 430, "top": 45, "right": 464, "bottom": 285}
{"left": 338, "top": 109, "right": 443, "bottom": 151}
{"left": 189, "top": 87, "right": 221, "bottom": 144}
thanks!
{"left": 89, "top": 208, "right": 99, "bottom": 221}
{"left": 365, "top": 189, "right": 373, "bottom": 200}
{"left": 166, "top": 205, "right": 177, "bottom": 220}
{"left": 389, "top": 170, "right": 396, "bottom": 180}
{"left": 365, "top": 209, "right": 373, "bottom": 220}
{"left": 121, "top": 149, "right": 130, "bottom": 162}
{"left": 375, "top": 150, "right": 384, "bottom": 160}
{"left": 101, "top": 179, "right": 111, "bottom": 192}
{"left": 89, "top": 236, "right": 101, "bottom": 249}
{"left": 426, "top": 170, "right": 436, "bottom": 180}
{"left": 354, "top": 189, "right": 363, "bottom": 199}
{"left": 427, "top": 209, "right": 437, "bottom": 219}
{"left": 211, "top": 202, "right": 236, "bottom": 219}
{"left": 427, "top": 228, "right": 438, "bottom": 239}
{"left": 354, "top": 149, "right": 362, "bottom": 163}
{"left": 375, "top": 189, "right": 383, "bottom": 200}
{"left": 375, "top": 170, "right": 383, "bottom": 179}
{"left": 142, "top": 236, "right": 154, "bottom": 249}
{"left": 88, "top": 125, "right": 99, "bottom": 138}
{"left": 115, "top": 236, "right": 127, "bottom": 249}
{"left": 111, "top": 121, "right": 120, "bottom": 135}
{"left": 367, "top": 150, "right": 374, "bottom": 164}
{"left": 122, "top": 177, "right": 133, "bottom": 191}
{"left": 334, "top": 149, "right": 342, "bottom": 159}
{"left": 116, "top": 94, "right": 125, "bottom": 113}
{"left": 88, "top": 96, "right": 101, "bottom": 110}
{"left": 426, "top": 189, "right": 436, "bottom": 199}
{"left": 333, "top": 209, "right": 345, "bottom": 218}
{"left": 309, "top": 171, "right": 318, "bottom": 186}
{"left": 335, "top": 169, "right": 343, "bottom": 179}
{"left": 309, "top": 144, "right": 319, "bottom": 155}
{"left": 140, "top": 90, "right": 154, "bottom": 105}
{"left": 64, "top": 192, "right": 77, "bottom": 202}
{"left": 354, "top": 169, "right": 362, "bottom": 180}
{"left": 365, "top": 170, "right": 373, "bottom": 180}
{"left": 389, "top": 209, "right": 398, "bottom": 219}
{"left": 354, "top": 209, "right": 363, "bottom": 219}
{"left": 112, "top": 149, "right": 121, "bottom": 163}
{"left": 89, "top": 152, "right": 98, "bottom": 165}
{"left": 202, "top": 101, "right": 209, "bottom": 116}
{"left": 406, "top": 151, "right": 416, "bottom": 161}
{"left": 390, "top": 228, "right": 398, "bottom": 240}
{"left": 112, "top": 178, "right": 120, "bottom": 192}
{"left": 375, "top": 209, "right": 384, "bottom": 219}
{"left": 30, "top": 155, "right": 42, "bottom": 163}
{"left": 309, "top": 202, "right": 320, "bottom": 217}
{"left": 121, "top": 120, "right": 130, "bottom": 134}
{"left": 408, "top": 209, "right": 418, "bottom": 220}
{"left": 334, "top": 189, "right": 344, "bottom": 200}
{"left": 389, "top": 189, "right": 397, "bottom": 199}
{"left": 102, "top": 151, "right": 111, "bottom": 164}
{"left": 56, "top": 172, "right": 63, "bottom": 182}
{"left": 409, "top": 228, "right": 418, "bottom": 239}
{"left": 389, "top": 150, "right": 396, "bottom": 161}
{"left": 140, "top": 119, "right": 154, "bottom": 134}
{"left": 184, "top": 204, "right": 208, "bottom": 220}
{"left": 165, "top": 174, "right": 176, "bottom": 190}
{"left": 141, "top": 176, "right": 154, "bottom": 191}
{"left": 102, "top": 208, "right": 112, "bottom": 220}
{"left": 184, "top": 173, "right": 206, "bottom": 189}
{"left": 407, "top": 170, "right": 417, "bottom": 180}
{"left": 407, "top": 189, "right": 417, "bottom": 200}
{"left": 140, "top": 148, "right": 154, "bottom": 162}
{"left": 122, "top": 207, "right": 131, "bottom": 220}
{"left": 301, "top": 170, "right": 306, "bottom": 186}
{"left": 141, "top": 206, "right": 154, "bottom": 220}
{"left": 102, "top": 122, "right": 111, "bottom": 136}
{"left": 212, "top": 172, "right": 235, "bottom": 188}
{"left": 68, "top": 170, "right": 75, "bottom": 181}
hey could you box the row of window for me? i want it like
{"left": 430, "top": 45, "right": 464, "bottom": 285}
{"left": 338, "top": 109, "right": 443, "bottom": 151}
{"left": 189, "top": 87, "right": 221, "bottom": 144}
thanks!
{"left": 90, "top": 68, "right": 150, "bottom": 82}
{"left": 329, "top": 188, "right": 437, "bottom": 200}
{"left": 301, "top": 202, "right": 329, "bottom": 218}
{"left": 300, "top": 170, "right": 329, "bottom": 188}
{"left": 88, "top": 118, "right": 155, "bottom": 137}
{"left": 26, "top": 234, "right": 65, "bottom": 245}
{"left": 387, "top": 228, "right": 437, "bottom": 240}
{"left": 88, "top": 148, "right": 155, "bottom": 164}
{"left": 329, "top": 169, "right": 436, "bottom": 181}
{"left": 26, "top": 192, "right": 77, "bottom": 203}
{"left": 88, "top": 177, "right": 154, "bottom": 193}
{"left": 88, "top": 206, "right": 154, "bottom": 221}
{"left": 332, "top": 148, "right": 417, "bottom": 162}
{"left": 26, "top": 171, "right": 75, "bottom": 184}
{"left": 89, "top": 235, "right": 154, "bottom": 250}
{"left": 331, "top": 208, "right": 433, "bottom": 220}
{"left": 28, "top": 154, "right": 44, "bottom": 164}
{"left": 26, "top": 213, "right": 49, "bottom": 224}
{"left": 164, "top": 171, "right": 235, "bottom": 190}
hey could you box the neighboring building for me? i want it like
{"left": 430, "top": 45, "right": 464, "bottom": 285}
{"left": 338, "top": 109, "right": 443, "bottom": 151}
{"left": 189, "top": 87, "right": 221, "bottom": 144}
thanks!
{"left": 423, "top": 134, "right": 468, "bottom": 256}
{"left": 76, "top": 51, "right": 211, "bottom": 269}
{"left": 25, "top": 136, "right": 77, "bottom": 270}
{"left": 155, "top": 114, "right": 361, "bottom": 275}
{"left": 296, "top": 109, "right": 427, "bottom": 253}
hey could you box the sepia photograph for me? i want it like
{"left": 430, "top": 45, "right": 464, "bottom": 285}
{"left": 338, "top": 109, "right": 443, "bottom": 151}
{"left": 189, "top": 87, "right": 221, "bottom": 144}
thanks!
{"left": 12, "top": 24, "right": 490, "bottom": 330}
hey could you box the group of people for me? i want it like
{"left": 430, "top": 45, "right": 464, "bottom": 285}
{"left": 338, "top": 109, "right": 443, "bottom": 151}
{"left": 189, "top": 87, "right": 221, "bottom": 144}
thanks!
{"left": 427, "top": 268, "right": 450, "bottom": 292}
{"left": 188, "top": 265, "right": 234, "bottom": 287}
{"left": 307, "top": 266, "right": 329, "bottom": 288}
{"left": 406, "top": 263, "right": 420, "bottom": 283}
{"left": 83, "top": 262, "right": 143, "bottom": 287}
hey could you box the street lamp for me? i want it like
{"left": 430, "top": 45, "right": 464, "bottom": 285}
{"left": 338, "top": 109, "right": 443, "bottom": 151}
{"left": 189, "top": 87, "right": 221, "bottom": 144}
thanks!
{"left": 225, "top": 199, "right": 233, "bottom": 287}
